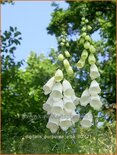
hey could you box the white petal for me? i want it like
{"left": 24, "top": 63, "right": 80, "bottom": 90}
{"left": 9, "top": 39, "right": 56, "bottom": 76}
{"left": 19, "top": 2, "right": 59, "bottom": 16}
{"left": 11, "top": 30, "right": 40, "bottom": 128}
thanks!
{"left": 43, "top": 96, "right": 53, "bottom": 112}
{"left": 55, "top": 69, "right": 63, "bottom": 82}
{"left": 90, "top": 64, "right": 100, "bottom": 80}
{"left": 60, "top": 118, "right": 72, "bottom": 131}
{"left": 80, "top": 111, "right": 93, "bottom": 128}
{"left": 90, "top": 95, "right": 102, "bottom": 110}
{"left": 51, "top": 99, "right": 64, "bottom": 116}
{"left": 71, "top": 111, "right": 80, "bottom": 124}
{"left": 63, "top": 97, "right": 76, "bottom": 113}
{"left": 46, "top": 122, "right": 59, "bottom": 133}
{"left": 51, "top": 82, "right": 63, "bottom": 101}
{"left": 89, "top": 80, "right": 101, "bottom": 96}
{"left": 62, "top": 79, "right": 74, "bottom": 97}
{"left": 49, "top": 115, "right": 60, "bottom": 125}
{"left": 43, "top": 77, "right": 55, "bottom": 95}
{"left": 80, "top": 88, "right": 90, "bottom": 106}
{"left": 72, "top": 95, "right": 80, "bottom": 106}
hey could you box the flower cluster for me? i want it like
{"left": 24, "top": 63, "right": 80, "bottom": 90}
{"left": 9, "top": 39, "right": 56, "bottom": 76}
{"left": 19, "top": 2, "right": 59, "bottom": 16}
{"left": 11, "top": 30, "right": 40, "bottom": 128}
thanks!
{"left": 77, "top": 17, "right": 96, "bottom": 68}
{"left": 43, "top": 69, "right": 80, "bottom": 133}
{"left": 57, "top": 31, "right": 74, "bottom": 76}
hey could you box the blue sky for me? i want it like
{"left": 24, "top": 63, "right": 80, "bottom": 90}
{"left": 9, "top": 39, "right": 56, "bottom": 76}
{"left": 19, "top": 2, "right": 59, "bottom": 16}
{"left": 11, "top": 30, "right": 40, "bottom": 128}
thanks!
{"left": 2, "top": 1, "right": 100, "bottom": 66}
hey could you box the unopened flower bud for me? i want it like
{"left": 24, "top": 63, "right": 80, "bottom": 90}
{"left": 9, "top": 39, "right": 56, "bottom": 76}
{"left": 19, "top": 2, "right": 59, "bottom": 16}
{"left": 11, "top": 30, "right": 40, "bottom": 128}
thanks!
{"left": 88, "top": 53, "right": 96, "bottom": 64}
{"left": 89, "top": 45, "right": 96, "bottom": 53}
{"left": 84, "top": 41, "right": 90, "bottom": 49}
{"left": 60, "top": 42, "right": 64, "bottom": 47}
{"left": 82, "top": 32, "right": 87, "bottom": 37}
{"left": 81, "top": 49, "right": 88, "bottom": 60}
{"left": 63, "top": 59, "right": 70, "bottom": 69}
{"left": 87, "top": 25, "right": 92, "bottom": 31}
{"left": 55, "top": 69, "right": 63, "bottom": 82}
{"left": 65, "top": 50, "right": 71, "bottom": 57}
{"left": 82, "top": 27, "right": 86, "bottom": 32}
{"left": 77, "top": 59, "right": 85, "bottom": 68}
{"left": 79, "top": 38, "right": 85, "bottom": 44}
{"left": 58, "top": 54, "right": 64, "bottom": 61}
{"left": 67, "top": 66, "right": 74, "bottom": 76}
{"left": 85, "top": 35, "right": 91, "bottom": 42}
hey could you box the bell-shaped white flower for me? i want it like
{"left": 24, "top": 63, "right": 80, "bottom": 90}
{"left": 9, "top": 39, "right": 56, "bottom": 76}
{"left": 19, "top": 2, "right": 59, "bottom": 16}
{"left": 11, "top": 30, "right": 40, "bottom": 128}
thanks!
{"left": 43, "top": 77, "right": 55, "bottom": 95}
{"left": 63, "top": 97, "right": 75, "bottom": 113}
{"left": 46, "top": 115, "right": 59, "bottom": 133}
{"left": 62, "top": 79, "right": 74, "bottom": 97}
{"left": 71, "top": 111, "right": 80, "bottom": 125}
{"left": 43, "top": 96, "right": 53, "bottom": 113}
{"left": 72, "top": 95, "right": 80, "bottom": 106}
{"left": 80, "top": 111, "right": 93, "bottom": 128}
{"left": 58, "top": 54, "right": 64, "bottom": 61}
{"left": 90, "top": 64, "right": 100, "bottom": 80}
{"left": 60, "top": 117, "right": 72, "bottom": 131}
{"left": 65, "top": 50, "right": 71, "bottom": 57}
{"left": 90, "top": 95, "right": 102, "bottom": 110}
{"left": 80, "top": 88, "right": 90, "bottom": 106}
{"left": 55, "top": 69, "right": 63, "bottom": 82}
{"left": 89, "top": 80, "right": 101, "bottom": 96}
{"left": 51, "top": 82, "right": 63, "bottom": 101}
{"left": 51, "top": 99, "right": 64, "bottom": 116}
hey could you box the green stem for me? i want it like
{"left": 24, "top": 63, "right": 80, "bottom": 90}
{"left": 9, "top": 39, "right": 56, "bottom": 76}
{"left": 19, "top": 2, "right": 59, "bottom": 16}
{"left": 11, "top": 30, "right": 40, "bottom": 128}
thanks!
{"left": 92, "top": 111, "right": 99, "bottom": 154}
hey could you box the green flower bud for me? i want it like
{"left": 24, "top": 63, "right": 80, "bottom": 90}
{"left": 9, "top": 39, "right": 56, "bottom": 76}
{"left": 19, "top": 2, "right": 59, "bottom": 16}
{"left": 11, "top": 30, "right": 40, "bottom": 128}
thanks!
{"left": 88, "top": 54, "right": 96, "bottom": 64}
{"left": 85, "top": 19, "right": 89, "bottom": 23}
{"left": 81, "top": 21, "right": 85, "bottom": 25}
{"left": 87, "top": 25, "right": 92, "bottom": 31}
{"left": 82, "top": 17, "right": 85, "bottom": 21}
{"left": 77, "top": 59, "right": 85, "bottom": 68}
{"left": 81, "top": 32, "right": 87, "bottom": 37}
{"left": 85, "top": 35, "right": 91, "bottom": 42}
{"left": 84, "top": 41, "right": 90, "bottom": 49}
{"left": 66, "top": 42, "right": 69, "bottom": 47}
{"left": 58, "top": 54, "right": 64, "bottom": 61}
{"left": 63, "top": 59, "right": 70, "bottom": 69}
{"left": 79, "top": 38, "right": 85, "bottom": 44}
{"left": 67, "top": 66, "right": 74, "bottom": 76}
{"left": 82, "top": 27, "right": 86, "bottom": 32}
{"left": 60, "top": 42, "right": 64, "bottom": 47}
{"left": 89, "top": 45, "right": 96, "bottom": 53}
{"left": 65, "top": 50, "right": 71, "bottom": 57}
{"left": 61, "top": 38, "right": 66, "bottom": 43}
{"left": 81, "top": 49, "right": 88, "bottom": 60}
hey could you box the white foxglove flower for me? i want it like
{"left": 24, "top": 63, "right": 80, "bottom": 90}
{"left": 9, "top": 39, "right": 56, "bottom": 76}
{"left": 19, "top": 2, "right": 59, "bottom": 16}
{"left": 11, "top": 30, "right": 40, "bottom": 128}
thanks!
{"left": 80, "top": 88, "right": 90, "bottom": 106}
{"left": 58, "top": 54, "right": 64, "bottom": 61}
{"left": 63, "top": 97, "right": 75, "bottom": 113}
{"left": 51, "top": 82, "right": 62, "bottom": 101}
{"left": 43, "top": 96, "right": 53, "bottom": 113}
{"left": 55, "top": 69, "right": 63, "bottom": 82}
{"left": 80, "top": 111, "right": 93, "bottom": 128}
{"left": 51, "top": 99, "right": 64, "bottom": 116}
{"left": 60, "top": 117, "right": 72, "bottom": 131}
{"left": 46, "top": 115, "right": 59, "bottom": 133}
{"left": 90, "top": 95, "right": 102, "bottom": 110}
{"left": 89, "top": 80, "right": 101, "bottom": 96}
{"left": 72, "top": 95, "right": 80, "bottom": 106}
{"left": 90, "top": 64, "right": 100, "bottom": 80}
{"left": 62, "top": 79, "right": 74, "bottom": 97}
{"left": 43, "top": 77, "right": 55, "bottom": 95}
{"left": 71, "top": 111, "right": 80, "bottom": 125}
{"left": 65, "top": 50, "right": 71, "bottom": 57}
